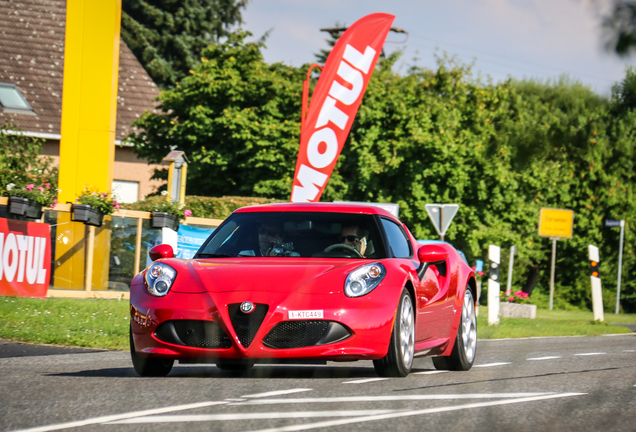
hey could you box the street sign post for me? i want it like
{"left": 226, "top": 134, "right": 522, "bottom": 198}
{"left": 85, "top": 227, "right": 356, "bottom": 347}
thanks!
{"left": 538, "top": 208, "right": 574, "bottom": 310}
{"left": 506, "top": 245, "right": 517, "bottom": 295}
{"left": 606, "top": 220, "right": 626, "bottom": 314}
{"left": 424, "top": 204, "right": 459, "bottom": 241}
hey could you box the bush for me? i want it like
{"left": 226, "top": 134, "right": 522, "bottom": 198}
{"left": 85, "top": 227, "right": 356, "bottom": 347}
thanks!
{"left": 121, "top": 195, "right": 282, "bottom": 220}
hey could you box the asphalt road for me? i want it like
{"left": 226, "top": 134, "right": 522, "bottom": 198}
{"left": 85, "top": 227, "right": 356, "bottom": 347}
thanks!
{"left": 1, "top": 334, "right": 635, "bottom": 432}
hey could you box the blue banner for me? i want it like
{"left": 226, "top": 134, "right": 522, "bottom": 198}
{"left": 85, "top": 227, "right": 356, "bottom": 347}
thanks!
{"left": 176, "top": 225, "right": 215, "bottom": 259}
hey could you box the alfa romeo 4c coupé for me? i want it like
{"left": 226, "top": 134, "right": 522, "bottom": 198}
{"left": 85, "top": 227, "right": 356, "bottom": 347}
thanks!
{"left": 129, "top": 202, "right": 477, "bottom": 377}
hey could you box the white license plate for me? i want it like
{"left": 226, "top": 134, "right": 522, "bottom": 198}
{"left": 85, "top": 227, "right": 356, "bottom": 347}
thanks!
{"left": 288, "top": 310, "right": 324, "bottom": 319}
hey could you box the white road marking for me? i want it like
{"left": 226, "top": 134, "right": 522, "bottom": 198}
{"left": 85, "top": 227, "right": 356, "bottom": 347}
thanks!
{"left": 106, "top": 410, "right": 401, "bottom": 424}
{"left": 231, "top": 393, "right": 555, "bottom": 406}
{"left": 413, "top": 370, "right": 448, "bottom": 375}
{"left": 526, "top": 356, "right": 562, "bottom": 361}
{"left": 342, "top": 378, "right": 388, "bottom": 384}
{"left": 473, "top": 362, "right": 512, "bottom": 368}
{"left": 624, "top": 350, "right": 635, "bottom": 353}
{"left": 224, "top": 399, "right": 246, "bottom": 402}
{"left": 242, "top": 389, "right": 312, "bottom": 398}
{"left": 8, "top": 401, "right": 228, "bottom": 432}
{"left": 247, "top": 393, "right": 587, "bottom": 432}
{"left": 573, "top": 352, "right": 606, "bottom": 356}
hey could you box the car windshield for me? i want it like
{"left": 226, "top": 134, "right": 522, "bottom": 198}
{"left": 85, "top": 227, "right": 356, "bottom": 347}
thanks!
{"left": 196, "top": 212, "right": 386, "bottom": 259}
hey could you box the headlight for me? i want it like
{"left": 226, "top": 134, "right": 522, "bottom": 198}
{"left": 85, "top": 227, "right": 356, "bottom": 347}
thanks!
{"left": 344, "top": 263, "right": 386, "bottom": 297}
{"left": 144, "top": 262, "right": 177, "bottom": 297}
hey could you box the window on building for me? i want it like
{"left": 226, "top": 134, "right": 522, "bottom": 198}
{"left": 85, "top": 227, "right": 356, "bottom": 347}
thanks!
{"left": 112, "top": 180, "right": 140, "bottom": 204}
{"left": 0, "top": 83, "right": 35, "bottom": 115}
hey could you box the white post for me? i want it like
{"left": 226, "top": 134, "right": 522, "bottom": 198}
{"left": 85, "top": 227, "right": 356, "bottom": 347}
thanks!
{"left": 487, "top": 245, "right": 501, "bottom": 326}
{"left": 616, "top": 220, "right": 625, "bottom": 314}
{"left": 588, "top": 245, "right": 604, "bottom": 322}
{"left": 161, "top": 227, "right": 179, "bottom": 252}
{"left": 549, "top": 238, "right": 557, "bottom": 310}
{"left": 506, "top": 245, "right": 516, "bottom": 295}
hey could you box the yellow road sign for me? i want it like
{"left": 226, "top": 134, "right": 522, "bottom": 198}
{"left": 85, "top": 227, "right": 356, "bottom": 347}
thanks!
{"left": 539, "top": 208, "right": 574, "bottom": 239}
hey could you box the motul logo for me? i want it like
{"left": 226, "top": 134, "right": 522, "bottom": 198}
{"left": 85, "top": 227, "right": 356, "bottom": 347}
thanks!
{"left": 291, "top": 13, "right": 395, "bottom": 203}
{"left": 292, "top": 45, "right": 375, "bottom": 202}
{"left": 0, "top": 233, "right": 48, "bottom": 284}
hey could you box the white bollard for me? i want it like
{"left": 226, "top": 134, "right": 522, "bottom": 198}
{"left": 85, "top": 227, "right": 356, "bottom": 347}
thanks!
{"left": 588, "top": 245, "right": 604, "bottom": 322}
{"left": 487, "top": 245, "right": 501, "bottom": 326}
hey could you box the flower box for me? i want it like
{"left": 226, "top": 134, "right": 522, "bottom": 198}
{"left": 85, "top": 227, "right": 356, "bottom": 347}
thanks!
{"left": 499, "top": 302, "right": 537, "bottom": 319}
{"left": 71, "top": 204, "right": 104, "bottom": 227}
{"left": 151, "top": 212, "right": 179, "bottom": 231}
{"left": 9, "top": 196, "right": 43, "bottom": 219}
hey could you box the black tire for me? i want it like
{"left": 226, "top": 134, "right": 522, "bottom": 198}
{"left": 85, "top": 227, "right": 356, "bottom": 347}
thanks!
{"left": 215, "top": 359, "right": 255, "bottom": 372}
{"left": 433, "top": 289, "right": 477, "bottom": 371}
{"left": 374, "top": 288, "right": 415, "bottom": 377}
{"left": 130, "top": 328, "right": 174, "bottom": 377}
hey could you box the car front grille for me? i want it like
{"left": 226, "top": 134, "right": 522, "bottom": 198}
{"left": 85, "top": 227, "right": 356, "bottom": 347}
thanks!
{"left": 262, "top": 320, "right": 352, "bottom": 349}
{"left": 154, "top": 320, "right": 232, "bottom": 349}
{"left": 227, "top": 303, "right": 269, "bottom": 348}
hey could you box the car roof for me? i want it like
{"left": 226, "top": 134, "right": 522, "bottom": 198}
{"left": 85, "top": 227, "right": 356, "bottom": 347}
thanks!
{"left": 234, "top": 202, "right": 397, "bottom": 219}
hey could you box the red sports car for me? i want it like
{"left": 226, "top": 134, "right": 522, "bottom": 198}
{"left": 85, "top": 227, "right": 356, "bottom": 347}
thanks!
{"left": 129, "top": 202, "right": 477, "bottom": 377}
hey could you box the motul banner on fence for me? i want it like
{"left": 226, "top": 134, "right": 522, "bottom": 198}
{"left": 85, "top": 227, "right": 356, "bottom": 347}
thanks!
{"left": 0, "top": 218, "right": 51, "bottom": 298}
{"left": 291, "top": 13, "right": 395, "bottom": 202}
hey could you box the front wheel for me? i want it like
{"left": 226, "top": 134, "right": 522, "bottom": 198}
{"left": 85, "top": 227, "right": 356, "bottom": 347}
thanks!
{"left": 374, "top": 288, "right": 415, "bottom": 377}
{"left": 433, "top": 289, "right": 477, "bottom": 371}
{"left": 130, "top": 327, "right": 174, "bottom": 377}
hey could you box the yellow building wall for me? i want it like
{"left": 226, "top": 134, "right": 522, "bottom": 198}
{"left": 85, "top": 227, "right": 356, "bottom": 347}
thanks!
{"left": 55, "top": 0, "right": 122, "bottom": 290}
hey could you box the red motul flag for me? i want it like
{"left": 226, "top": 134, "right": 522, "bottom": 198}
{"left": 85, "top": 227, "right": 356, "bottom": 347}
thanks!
{"left": 0, "top": 218, "right": 51, "bottom": 298}
{"left": 291, "top": 13, "right": 395, "bottom": 202}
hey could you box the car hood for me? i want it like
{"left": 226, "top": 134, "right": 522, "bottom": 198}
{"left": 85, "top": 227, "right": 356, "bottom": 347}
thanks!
{"left": 171, "top": 258, "right": 371, "bottom": 294}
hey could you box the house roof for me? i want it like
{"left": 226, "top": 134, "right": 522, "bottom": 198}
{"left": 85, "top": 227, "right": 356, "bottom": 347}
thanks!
{"left": 0, "top": 0, "right": 160, "bottom": 141}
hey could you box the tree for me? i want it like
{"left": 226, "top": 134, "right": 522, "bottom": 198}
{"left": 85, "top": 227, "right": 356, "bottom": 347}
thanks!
{"left": 0, "top": 123, "right": 58, "bottom": 194}
{"left": 121, "top": 0, "right": 248, "bottom": 88}
{"left": 603, "top": 0, "right": 636, "bottom": 56}
{"left": 129, "top": 31, "right": 304, "bottom": 197}
{"left": 130, "top": 38, "right": 636, "bottom": 312}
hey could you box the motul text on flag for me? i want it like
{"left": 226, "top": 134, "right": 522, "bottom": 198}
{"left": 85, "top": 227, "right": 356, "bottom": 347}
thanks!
{"left": 291, "top": 13, "right": 395, "bottom": 202}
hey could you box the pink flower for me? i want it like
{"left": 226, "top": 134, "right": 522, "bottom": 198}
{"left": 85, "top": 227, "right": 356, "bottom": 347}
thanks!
{"left": 508, "top": 297, "right": 514, "bottom": 302}
{"left": 45, "top": 183, "right": 50, "bottom": 189}
{"left": 184, "top": 209, "right": 192, "bottom": 217}
{"left": 113, "top": 201, "right": 120, "bottom": 210}
{"left": 26, "top": 184, "right": 34, "bottom": 191}
{"left": 101, "top": 192, "right": 107, "bottom": 198}
{"left": 38, "top": 186, "right": 44, "bottom": 192}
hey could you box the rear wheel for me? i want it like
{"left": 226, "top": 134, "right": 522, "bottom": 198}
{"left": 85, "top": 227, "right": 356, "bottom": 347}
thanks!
{"left": 374, "top": 288, "right": 415, "bottom": 377}
{"left": 130, "top": 327, "right": 174, "bottom": 377}
{"left": 433, "top": 289, "right": 477, "bottom": 371}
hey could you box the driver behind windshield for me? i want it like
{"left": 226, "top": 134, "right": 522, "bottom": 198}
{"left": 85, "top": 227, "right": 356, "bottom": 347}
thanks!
{"left": 340, "top": 224, "right": 369, "bottom": 257}
{"left": 238, "top": 222, "right": 284, "bottom": 257}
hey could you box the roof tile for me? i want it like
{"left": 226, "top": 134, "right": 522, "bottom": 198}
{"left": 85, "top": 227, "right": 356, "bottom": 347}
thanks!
{"left": 0, "top": 0, "right": 159, "bottom": 139}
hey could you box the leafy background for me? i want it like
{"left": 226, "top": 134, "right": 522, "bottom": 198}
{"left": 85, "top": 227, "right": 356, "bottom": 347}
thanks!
{"left": 128, "top": 32, "right": 636, "bottom": 313}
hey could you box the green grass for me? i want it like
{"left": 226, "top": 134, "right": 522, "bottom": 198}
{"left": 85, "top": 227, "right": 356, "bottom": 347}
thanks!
{"left": 476, "top": 306, "right": 635, "bottom": 339}
{"left": 0, "top": 297, "right": 634, "bottom": 350}
{"left": 0, "top": 296, "right": 130, "bottom": 350}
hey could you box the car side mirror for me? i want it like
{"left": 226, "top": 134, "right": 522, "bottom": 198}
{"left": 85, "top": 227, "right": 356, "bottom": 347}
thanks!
{"left": 149, "top": 244, "right": 174, "bottom": 261}
{"left": 418, "top": 245, "right": 448, "bottom": 263}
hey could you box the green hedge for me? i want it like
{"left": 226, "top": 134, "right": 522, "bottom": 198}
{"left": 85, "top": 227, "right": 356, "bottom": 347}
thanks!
{"left": 122, "top": 195, "right": 282, "bottom": 220}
